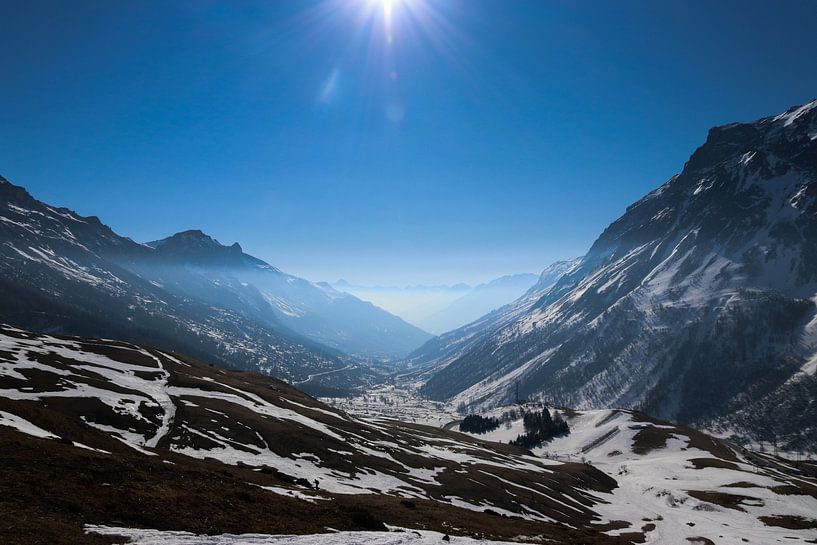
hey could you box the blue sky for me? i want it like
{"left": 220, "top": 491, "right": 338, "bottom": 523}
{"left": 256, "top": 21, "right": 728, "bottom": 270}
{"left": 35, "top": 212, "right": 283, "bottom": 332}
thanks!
{"left": 2, "top": 0, "right": 817, "bottom": 285}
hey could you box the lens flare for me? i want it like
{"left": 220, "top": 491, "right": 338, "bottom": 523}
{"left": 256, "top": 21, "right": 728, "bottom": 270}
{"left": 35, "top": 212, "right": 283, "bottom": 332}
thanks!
{"left": 288, "top": 0, "right": 467, "bottom": 122}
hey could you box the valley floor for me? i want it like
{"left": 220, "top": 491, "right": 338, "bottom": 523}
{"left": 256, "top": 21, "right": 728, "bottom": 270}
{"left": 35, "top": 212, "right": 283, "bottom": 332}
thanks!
{"left": 321, "top": 384, "right": 462, "bottom": 427}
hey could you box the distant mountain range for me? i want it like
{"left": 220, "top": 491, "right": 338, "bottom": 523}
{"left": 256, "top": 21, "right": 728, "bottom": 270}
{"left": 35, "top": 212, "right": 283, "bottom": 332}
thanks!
{"left": 0, "top": 178, "right": 430, "bottom": 393}
{"left": 411, "top": 100, "right": 817, "bottom": 451}
{"left": 333, "top": 273, "right": 540, "bottom": 334}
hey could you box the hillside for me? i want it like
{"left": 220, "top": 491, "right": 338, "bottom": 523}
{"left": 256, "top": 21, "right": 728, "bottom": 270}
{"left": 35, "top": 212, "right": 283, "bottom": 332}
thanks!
{"left": 2, "top": 325, "right": 815, "bottom": 543}
{"left": 0, "top": 324, "right": 629, "bottom": 544}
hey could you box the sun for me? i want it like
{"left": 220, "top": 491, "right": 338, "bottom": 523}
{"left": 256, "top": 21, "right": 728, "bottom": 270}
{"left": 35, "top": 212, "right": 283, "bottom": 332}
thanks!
{"left": 369, "top": 0, "right": 408, "bottom": 42}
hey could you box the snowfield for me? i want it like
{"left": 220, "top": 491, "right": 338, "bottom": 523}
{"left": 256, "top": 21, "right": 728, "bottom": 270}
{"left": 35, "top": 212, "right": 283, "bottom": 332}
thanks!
{"left": 460, "top": 406, "right": 817, "bottom": 545}
{"left": 325, "top": 385, "right": 817, "bottom": 543}
{"left": 86, "top": 526, "right": 523, "bottom": 545}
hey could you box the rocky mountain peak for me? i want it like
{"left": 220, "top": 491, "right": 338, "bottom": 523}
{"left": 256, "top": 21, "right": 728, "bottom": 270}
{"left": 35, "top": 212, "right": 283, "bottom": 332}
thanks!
{"left": 145, "top": 229, "right": 249, "bottom": 266}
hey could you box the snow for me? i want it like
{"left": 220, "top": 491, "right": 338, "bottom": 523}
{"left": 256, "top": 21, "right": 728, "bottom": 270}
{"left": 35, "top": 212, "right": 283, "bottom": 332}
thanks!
{"left": 0, "top": 409, "right": 58, "bottom": 439}
{"left": 144, "top": 350, "right": 176, "bottom": 448}
{"left": 463, "top": 408, "right": 817, "bottom": 545}
{"left": 170, "top": 426, "right": 425, "bottom": 497}
{"left": 772, "top": 99, "right": 817, "bottom": 127}
{"left": 85, "top": 526, "right": 524, "bottom": 545}
{"left": 272, "top": 378, "right": 817, "bottom": 541}
{"left": 170, "top": 384, "right": 345, "bottom": 441}
{"left": 0, "top": 332, "right": 175, "bottom": 448}
{"left": 255, "top": 485, "right": 329, "bottom": 504}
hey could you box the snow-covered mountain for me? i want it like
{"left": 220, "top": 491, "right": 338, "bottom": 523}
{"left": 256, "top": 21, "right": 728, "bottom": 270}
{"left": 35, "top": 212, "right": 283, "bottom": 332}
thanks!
{"left": 133, "top": 230, "right": 432, "bottom": 357}
{"left": 416, "top": 101, "right": 817, "bottom": 451}
{"left": 0, "top": 177, "right": 419, "bottom": 391}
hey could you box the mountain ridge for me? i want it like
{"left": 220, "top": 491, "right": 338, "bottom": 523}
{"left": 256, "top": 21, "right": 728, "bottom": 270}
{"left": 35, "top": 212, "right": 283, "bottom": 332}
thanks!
{"left": 135, "top": 229, "right": 432, "bottom": 357}
{"left": 415, "top": 100, "right": 817, "bottom": 451}
{"left": 333, "top": 273, "right": 543, "bottom": 334}
{"left": 0, "top": 177, "right": 426, "bottom": 392}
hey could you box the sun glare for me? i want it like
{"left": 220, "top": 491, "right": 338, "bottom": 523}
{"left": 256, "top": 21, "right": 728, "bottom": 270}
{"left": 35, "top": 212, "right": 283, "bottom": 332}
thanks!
{"left": 308, "top": 0, "right": 462, "bottom": 121}
{"left": 369, "top": 0, "right": 406, "bottom": 42}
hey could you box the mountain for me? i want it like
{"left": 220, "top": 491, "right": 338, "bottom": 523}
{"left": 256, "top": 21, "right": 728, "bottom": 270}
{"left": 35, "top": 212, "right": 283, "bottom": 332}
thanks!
{"left": 0, "top": 176, "right": 377, "bottom": 393}
{"left": 2, "top": 325, "right": 815, "bottom": 544}
{"left": 0, "top": 178, "right": 430, "bottom": 374}
{"left": 417, "top": 100, "right": 817, "bottom": 451}
{"left": 136, "top": 230, "right": 432, "bottom": 357}
{"left": 420, "top": 273, "right": 541, "bottom": 334}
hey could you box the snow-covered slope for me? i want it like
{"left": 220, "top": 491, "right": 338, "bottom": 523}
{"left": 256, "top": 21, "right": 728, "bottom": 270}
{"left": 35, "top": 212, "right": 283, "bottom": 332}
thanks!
{"left": 84, "top": 527, "right": 536, "bottom": 545}
{"left": 419, "top": 100, "right": 817, "bottom": 451}
{"left": 2, "top": 324, "right": 814, "bottom": 544}
{"left": 0, "top": 325, "right": 635, "bottom": 545}
{"left": 459, "top": 406, "right": 817, "bottom": 545}
{"left": 404, "top": 259, "right": 579, "bottom": 379}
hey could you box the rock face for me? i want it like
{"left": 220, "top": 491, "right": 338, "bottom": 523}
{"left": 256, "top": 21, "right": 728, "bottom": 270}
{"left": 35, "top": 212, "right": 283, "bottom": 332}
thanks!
{"left": 416, "top": 101, "right": 817, "bottom": 450}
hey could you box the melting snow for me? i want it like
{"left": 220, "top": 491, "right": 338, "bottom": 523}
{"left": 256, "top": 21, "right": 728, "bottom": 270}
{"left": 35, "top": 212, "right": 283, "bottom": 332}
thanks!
{"left": 85, "top": 526, "right": 523, "bottom": 544}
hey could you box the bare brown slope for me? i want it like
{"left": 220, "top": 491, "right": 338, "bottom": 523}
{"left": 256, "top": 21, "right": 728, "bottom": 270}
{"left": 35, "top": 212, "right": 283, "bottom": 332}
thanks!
{"left": 0, "top": 324, "right": 635, "bottom": 545}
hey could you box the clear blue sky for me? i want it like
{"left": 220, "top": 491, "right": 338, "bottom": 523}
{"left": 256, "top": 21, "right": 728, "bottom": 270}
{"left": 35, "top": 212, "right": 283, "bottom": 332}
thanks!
{"left": 2, "top": 0, "right": 816, "bottom": 285}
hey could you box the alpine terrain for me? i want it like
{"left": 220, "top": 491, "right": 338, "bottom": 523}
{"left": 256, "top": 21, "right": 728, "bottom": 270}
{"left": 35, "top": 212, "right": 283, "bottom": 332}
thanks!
{"left": 2, "top": 324, "right": 816, "bottom": 544}
{"left": 415, "top": 101, "right": 817, "bottom": 451}
{"left": 0, "top": 177, "right": 429, "bottom": 394}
